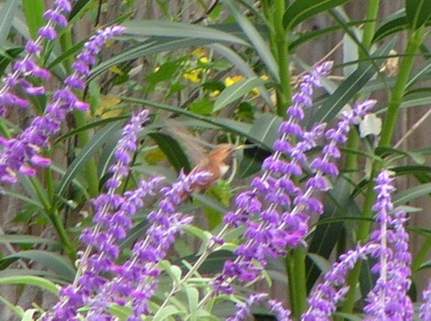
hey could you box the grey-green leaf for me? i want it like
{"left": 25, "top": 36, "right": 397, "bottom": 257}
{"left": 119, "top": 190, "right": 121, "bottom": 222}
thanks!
{"left": 0, "top": 250, "right": 75, "bottom": 282}
{"left": 123, "top": 20, "right": 248, "bottom": 46}
{"left": 313, "top": 39, "right": 395, "bottom": 123}
{"left": 214, "top": 77, "right": 262, "bottom": 112}
{"left": 0, "top": 0, "right": 19, "bottom": 46}
{"left": 56, "top": 121, "right": 123, "bottom": 197}
{"left": 284, "top": 0, "right": 352, "bottom": 29}
{"left": 222, "top": 0, "right": 279, "bottom": 80}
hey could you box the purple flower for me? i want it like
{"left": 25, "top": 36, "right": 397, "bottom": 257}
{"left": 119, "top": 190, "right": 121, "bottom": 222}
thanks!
{"left": 363, "top": 171, "right": 413, "bottom": 321}
{"left": 0, "top": 25, "right": 125, "bottom": 184}
{"left": 83, "top": 171, "right": 212, "bottom": 321}
{"left": 227, "top": 293, "right": 291, "bottom": 321}
{"left": 44, "top": 111, "right": 163, "bottom": 321}
{"left": 301, "top": 243, "right": 380, "bottom": 321}
{"left": 216, "top": 63, "right": 376, "bottom": 295}
{"left": 0, "top": 0, "right": 74, "bottom": 116}
{"left": 421, "top": 283, "right": 431, "bottom": 321}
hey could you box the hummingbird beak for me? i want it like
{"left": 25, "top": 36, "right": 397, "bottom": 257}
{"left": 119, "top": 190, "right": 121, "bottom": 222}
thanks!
{"left": 234, "top": 144, "right": 246, "bottom": 151}
{"left": 234, "top": 144, "right": 255, "bottom": 151}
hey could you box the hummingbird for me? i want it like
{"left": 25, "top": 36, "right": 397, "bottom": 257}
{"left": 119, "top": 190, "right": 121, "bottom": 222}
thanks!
{"left": 189, "top": 143, "right": 243, "bottom": 192}
{"left": 162, "top": 119, "right": 245, "bottom": 193}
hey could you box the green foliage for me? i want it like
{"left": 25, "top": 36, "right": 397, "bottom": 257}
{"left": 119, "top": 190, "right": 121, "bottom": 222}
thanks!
{"left": 0, "top": 0, "right": 431, "bottom": 320}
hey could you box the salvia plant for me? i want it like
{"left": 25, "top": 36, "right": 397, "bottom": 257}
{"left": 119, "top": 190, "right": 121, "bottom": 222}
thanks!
{"left": 1, "top": 1, "right": 431, "bottom": 321}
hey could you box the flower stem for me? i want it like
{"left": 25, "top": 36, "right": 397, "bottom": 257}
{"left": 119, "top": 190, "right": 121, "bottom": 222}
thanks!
{"left": 273, "top": 0, "right": 291, "bottom": 117}
{"left": 341, "top": 26, "right": 426, "bottom": 315}
{"left": 270, "top": 0, "right": 305, "bottom": 317}
{"left": 292, "top": 247, "right": 307, "bottom": 318}
{"left": 360, "top": 0, "right": 380, "bottom": 56}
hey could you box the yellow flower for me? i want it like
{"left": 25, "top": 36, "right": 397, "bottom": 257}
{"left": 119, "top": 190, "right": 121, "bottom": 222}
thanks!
{"left": 210, "top": 90, "right": 220, "bottom": 97}
{"left": 183, "top": 69, "right": 202, "bottom": 83}
{"left": 199, "top": 56, "right": 210, "bottom": 64}
{"left": 224, "top": 75, "right": 245, "bottom": 87}
{"left": 110, "top": 66, "right": 124, "bottom": 75}
{"left": 95, "top": 95, "right": 122, "bottom": 119}
{"left": 192, "top": 48, "right": 208, "bottom": 58}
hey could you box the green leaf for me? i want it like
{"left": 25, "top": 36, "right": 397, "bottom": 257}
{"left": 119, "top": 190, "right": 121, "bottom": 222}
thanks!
{"left": 210, "top": 44, "right": 273, "bottom": 106}
{"left": 359, "top": 258, "right": 375, "bottom": 298}
{"left": 214, "top": 77, "right": 262, "bottom": 112}
{"left": 307, "top": 177, "right": 358, "bottom": 290}
{"left": 123, "top": 20, "right": 248, "bottom": 46}
{"left": 0, "top": 295, "right": 24, "bottom": 317}
{"left": 90, "top": 38, "right": 215, "bottom": 81}
{"left": 0, "top": 190, "right": 43, "bottom": 209}
{"left": 56, "top": 121, "right": 123, "bottom": 197}
{"left": 0, "top": 0, "right": 19, "bottom": 45}
{"left": 148, "top": 132, "right": 191, "bottom": 173}
{"left": 22, "top": 0, "right": 45, "bottom": 38}
{"left": 373, "top": 12, "right": 408, "bottom": 42}
{"left": 248, "top": 113, "right": 282, "bottom": 149}
{"left": 189, "top": 98, "right": 214, "bottom": 116}
{"left": 121, "top": 97, "right": 278, "bottom": 149}
{"left": 185, "top": 286, "right": 199, "bottom": 319}
{"left": 289, "top": 20, "right": 367, "bottom": 50}
{"left": 222, "top": 0, "right": 279, "bottom": 80}
{"left": 313, "top": 39, "right": 395, "bottom": 123}
{"left": 69, "top": 0, "right": 92, "bottom": 21}
{"left": 394, "top": 183, "right": 431, "bottom": 205}
{"left": 283, "top": 0, "right": 352, "bottom": 29}
{"left": 334, "top": 312, "right": 363, "bottom": 321}
{"left": 237, "top": 114, "right": 280, "bottom": 178}
{"left": 0, "top": 234, "right": 58, "bottom": 245}
{"left": 153, "top": 305, "right": 183, "bottom": 321}
{"left": 307, "top": 253, "right": 331, "bottom": 274}
{"left": 21, "top": 309, "right": 37, "bottom": 321}
{"left": 0, "top": 268, "right": 65, "bottom": 280}
{"left": 0, "top": 47, "right": 22, "bottom": 74}
{"left": 0, "top": 275, "right": 59, "bottom": 295}
{"left": 110, "top": 304, "right": 132, "bottom": 320}
{"left": 406, "top": 0, "right": 431, "bottom": 29}
{"left": 0, "top": 250, "right": 75, "bottom": 282}
{"left": 238, "top": 146, "right": 269, "bottom": 178}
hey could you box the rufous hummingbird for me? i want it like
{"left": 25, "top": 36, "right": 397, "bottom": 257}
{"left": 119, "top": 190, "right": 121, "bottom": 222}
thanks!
{"left": 162, "top": 119, "right": 245, "bottom": 193}
{"left": 190, "top": 143, "right": 244, "bottom": 192}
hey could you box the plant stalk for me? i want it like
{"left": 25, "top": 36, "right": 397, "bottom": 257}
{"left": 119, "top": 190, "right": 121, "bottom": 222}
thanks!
{"left": 273, "top": 0, "right": 292, "bottom": 117}
{"left": 270, "top": 0, "right": 305, "bottom": 317}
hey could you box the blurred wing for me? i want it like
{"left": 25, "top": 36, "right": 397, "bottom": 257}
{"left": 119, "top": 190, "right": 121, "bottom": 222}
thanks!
{"left": 162, "top": 119, "right": 208, "bottom": 165}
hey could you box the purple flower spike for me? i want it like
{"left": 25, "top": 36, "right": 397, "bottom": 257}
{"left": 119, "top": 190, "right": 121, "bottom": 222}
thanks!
{"left": 45, "top": 111, "right": 163, "bottom": 321}
{"left": 421, "top": 283, "right": 431, "bottom": 321}
{"left": 0, "top": 25, "right": 125, "bottom": 184}
{"left": 301, "top": 243, "right": 379, "bottom": 321}
{"left": 217, "top": 62, "right": 335, "bottom": 294}
{"left": 0, "top": 0, "right": 74, "bottom": 116}
{"left": 363, "top": 171, "right": 413, "bottom": 321}
{"left": 216, "top": 73, "right": 376, "bottom": 296}
{"left": 227, "top": 293, "right": 291, "bottom": 321}
{"left": 84, "top": 170, "right": 212, "bottom": 321}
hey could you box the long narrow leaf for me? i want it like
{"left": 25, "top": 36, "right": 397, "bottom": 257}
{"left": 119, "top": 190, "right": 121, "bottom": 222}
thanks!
{"left": 0, "top": 0, "right": 19, "bottom": 45}
{"left": 284, "top": 0, "right": 352, "bottom": 29}
{"left": 56, "top": 122, "right": 123, "bottom": 197}
{"left": 222, "top": 0, "right": 279, "bottom": 80}
{"left": 123, "top": 20, "right": 249, "bottom": 46}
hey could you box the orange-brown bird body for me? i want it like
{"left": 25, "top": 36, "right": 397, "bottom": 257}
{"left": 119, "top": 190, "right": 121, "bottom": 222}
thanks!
{"left": 190, "top": 143, "right": 236, "bottom": 190}
{"left": 162, "top": 119, "right": 240, "bottom": 197}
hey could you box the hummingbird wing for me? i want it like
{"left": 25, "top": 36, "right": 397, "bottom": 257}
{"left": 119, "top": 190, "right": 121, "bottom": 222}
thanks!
{"left": 162, "top": 118, "right": 209, "bottom": 166}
